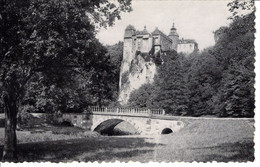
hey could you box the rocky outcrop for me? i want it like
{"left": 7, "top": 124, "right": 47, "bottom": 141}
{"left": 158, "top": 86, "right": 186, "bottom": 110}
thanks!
{"left": 118, "top": 53, "right": 157, "bottom": 105}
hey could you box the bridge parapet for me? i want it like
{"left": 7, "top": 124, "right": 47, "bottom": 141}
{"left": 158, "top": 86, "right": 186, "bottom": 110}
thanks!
{"left": 89, "top": 106, "right": 165, "bottom": 117}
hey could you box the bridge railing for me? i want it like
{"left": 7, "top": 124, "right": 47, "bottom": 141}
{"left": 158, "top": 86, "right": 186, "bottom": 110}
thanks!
{"left": 150, "top": 109, "right": 166, "bottom": 115}
{"left": 89, "top": 106, "right": 165, "bottom": 116}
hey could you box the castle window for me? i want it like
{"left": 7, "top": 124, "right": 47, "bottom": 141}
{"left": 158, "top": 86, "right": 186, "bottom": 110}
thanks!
{"left": 154, "top": 37, "right": 159, "bottom": 44}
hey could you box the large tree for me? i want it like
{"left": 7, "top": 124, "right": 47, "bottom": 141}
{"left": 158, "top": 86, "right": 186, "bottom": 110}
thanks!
{"left": 186, "top": 51, "right": 223, "bottom": 116}
{"left": 0, "top": 0, "right": 132, "bottom": 160}
{"left": 212, "top": 11, "right": 255, "bottom": 117}
{"left": 152, "top": 51, "right": 190, "bottom": 115}
{"left": 128, "top": 83, "right": 154, "bottom": 108}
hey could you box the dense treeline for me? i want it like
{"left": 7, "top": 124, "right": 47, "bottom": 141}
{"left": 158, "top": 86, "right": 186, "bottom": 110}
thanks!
{"left": 128, "top": 10, "right": 255, "bottom": 117}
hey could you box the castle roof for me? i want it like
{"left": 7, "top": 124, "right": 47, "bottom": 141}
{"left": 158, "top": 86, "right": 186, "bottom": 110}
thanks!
{"left": 135, "top": 26, "right": 149, "bottom": 36}
{"left": 170, "top": 22, "right": 176, "bottom": 30}
{"left": 125, "top": 24, "right": 136, "bottom": 30}
{"left": 124, "top": 25, "right": 136, "bottom": 38}
{"left": 151, "top": 27, "right": 161, "bottom": 35}
{"left": 136, "top": 30, "right": 149, "bottom": 35}
{"left": 169, "top": 31, "right": 179, "bottom": 37}
{"left": 169, "top": 22, "right": 179, "bottom": 37}
{"left": 152, "top": 28, "right": 172, "bottom": 42}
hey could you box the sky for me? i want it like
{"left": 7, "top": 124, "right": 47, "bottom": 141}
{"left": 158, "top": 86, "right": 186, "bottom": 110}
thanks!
{"left": 96, "top": 0, "right": 234, "bottom": 50}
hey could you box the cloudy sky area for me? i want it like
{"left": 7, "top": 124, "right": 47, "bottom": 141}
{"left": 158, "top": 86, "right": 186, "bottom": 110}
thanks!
{"left": 96, "top": 0, "right": 234, "bottom": 50}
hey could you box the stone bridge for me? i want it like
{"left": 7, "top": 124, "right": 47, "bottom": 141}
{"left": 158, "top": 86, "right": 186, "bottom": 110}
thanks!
{"left": 63, "top": 106, "right": 185, "bottom": 135}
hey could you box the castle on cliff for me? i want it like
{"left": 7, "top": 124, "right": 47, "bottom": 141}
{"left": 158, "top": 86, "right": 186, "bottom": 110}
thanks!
{"left": 123, "top": 22, "right": 198, "bottom": 55}
{"left": 118, "top": 22, "right": 198, "bottom": 105}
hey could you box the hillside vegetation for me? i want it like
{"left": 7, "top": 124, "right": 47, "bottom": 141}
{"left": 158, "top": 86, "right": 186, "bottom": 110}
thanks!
{"left": 128, "top": 11, "right": 255, "bottom": 118}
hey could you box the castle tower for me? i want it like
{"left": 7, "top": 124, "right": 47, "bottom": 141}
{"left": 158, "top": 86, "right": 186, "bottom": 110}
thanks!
{"left": 119, "top": 25, "right": 136, "bottom": 90}
{"left": 124, "top": 25, "right": 136, "bottom": 39}
{"left": 168, "top": 22, "right": 179, "bottom": 51}
{"left": 123, "top": 25, "right": 136, "bottom": 56}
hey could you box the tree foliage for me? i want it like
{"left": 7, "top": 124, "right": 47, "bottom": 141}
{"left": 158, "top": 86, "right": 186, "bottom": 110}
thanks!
{"left": 227, "top": 0, "right": 254, "bottom": 19}
{"left": 212, "top": 11, "right": 255, "bottom": 117}
{"left": 105, "top": 41, "right": 124, "bottom": 102}
{"left": 0, "top": 0, "right": 132, "bottom": 160}
{"left": 128, "top": 83, "right": 154, "bottom": 108}
{"left": 151, "top": 51, "right": 190, "bottom": 115}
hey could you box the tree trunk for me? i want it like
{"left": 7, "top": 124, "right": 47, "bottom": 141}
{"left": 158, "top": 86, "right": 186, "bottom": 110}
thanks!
{"left": 2, "top": 94, "right": 18, "bottom": 161}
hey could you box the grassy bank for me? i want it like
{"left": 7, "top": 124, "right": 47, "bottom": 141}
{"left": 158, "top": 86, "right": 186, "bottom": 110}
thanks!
{"left": 0, "top": 113, "right": 101, "bottom": 145}
{"left": 0, "top": 137, "right": 157, "bottom": 162}
{"left": 0, "top": 115, "right": 255, "bottom": 162}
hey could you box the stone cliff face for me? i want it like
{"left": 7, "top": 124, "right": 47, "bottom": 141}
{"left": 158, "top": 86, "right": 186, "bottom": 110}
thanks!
{"left": 118, "top": 53, "right": 157, "bottom": 105}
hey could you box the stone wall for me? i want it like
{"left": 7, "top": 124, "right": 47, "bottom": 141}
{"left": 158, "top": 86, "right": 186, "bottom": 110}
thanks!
{"left": 159, "top": 35, "right": 172, "bottom": 51}
{"left": 177, "top": 43, "right": 196, "bottom": 54}
{"left": 62, "top": 113, "right": 93, "bottom": 130}
{"left": 141, "top": 35, "right": 152, "bottom": 53}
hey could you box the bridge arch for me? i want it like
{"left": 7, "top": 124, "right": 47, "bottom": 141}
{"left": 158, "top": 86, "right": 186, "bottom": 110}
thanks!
{"left": 161, "top": 128, "right": 173, "bottom": 134}
{"left": 92, "top": 117, "right": 142, "bottom": 135}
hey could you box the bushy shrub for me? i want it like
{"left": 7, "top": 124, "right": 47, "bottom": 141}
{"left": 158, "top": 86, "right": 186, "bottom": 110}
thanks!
{"left": 139, "top": 52, "right": 150, "bottom": 62}
{"left": 135, "top": 50, "right": 141, "bottom": 56}
{"left": 45, "top": 110, "right": 63, "bottom": 125}
{"left": 153, "top": 52, "right": 163, "bottom": 65}
{"left": 60, "top": 120, "right": 73, "bottom": 127}
{"left": 128, "top": 84, "right": 155, "bottom": 108}
{"left": 17, "top": 110, "right": 35, "bottom": 128}
{"left": 176, "top": 105, "right": 189, "bottom": 116}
